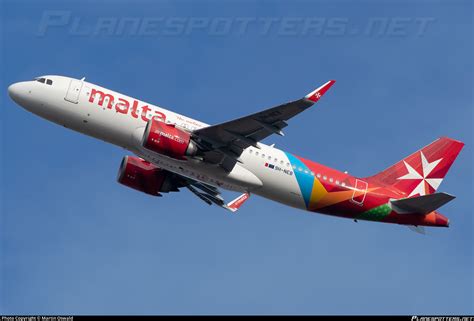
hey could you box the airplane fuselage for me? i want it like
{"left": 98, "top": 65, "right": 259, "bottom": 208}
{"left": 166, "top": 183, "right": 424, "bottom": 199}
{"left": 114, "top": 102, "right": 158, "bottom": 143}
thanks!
{"left": 8, "top": 75, "right": 454, "bottom": 228}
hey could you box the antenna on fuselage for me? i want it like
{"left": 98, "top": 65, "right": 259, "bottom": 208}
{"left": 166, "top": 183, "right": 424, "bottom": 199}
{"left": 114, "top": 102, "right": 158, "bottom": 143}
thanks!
{"left": 80, "top": 77, "right": 86, "bottom": 81}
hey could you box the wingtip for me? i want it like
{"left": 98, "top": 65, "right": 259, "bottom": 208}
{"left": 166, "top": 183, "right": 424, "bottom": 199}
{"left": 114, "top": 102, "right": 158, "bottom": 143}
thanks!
{"left": 305, "top": 80, "right": 336, "bottom": 102}
{"left": 226, "top": 192, "right": 250, "bottom": 213}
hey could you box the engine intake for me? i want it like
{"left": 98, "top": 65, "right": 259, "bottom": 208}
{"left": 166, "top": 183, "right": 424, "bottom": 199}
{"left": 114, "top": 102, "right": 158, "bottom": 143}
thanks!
{"left": 142, "top": 118, "right": 197, "bottom": 159}
{"left": 117, "top": 156, "right": 177, "bottom": 196}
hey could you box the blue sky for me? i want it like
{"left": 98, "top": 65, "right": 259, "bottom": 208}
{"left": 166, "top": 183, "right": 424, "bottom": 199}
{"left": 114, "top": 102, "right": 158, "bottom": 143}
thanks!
{"left": 1, "top": 0, "right": 472, "bottom": 315}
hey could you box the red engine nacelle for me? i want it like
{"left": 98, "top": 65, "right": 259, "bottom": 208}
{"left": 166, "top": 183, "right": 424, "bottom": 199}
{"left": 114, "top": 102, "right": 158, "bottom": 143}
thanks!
{"left": 117, "top": 156, "right": 176, "bottom": 196}
{"left": 142, "top": 118, "right": 197, "bottom": 159}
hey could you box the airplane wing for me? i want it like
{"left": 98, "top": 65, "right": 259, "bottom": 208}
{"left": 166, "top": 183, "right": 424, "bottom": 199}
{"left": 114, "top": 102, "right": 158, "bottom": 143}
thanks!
{"left": 160, "top": 170, "right": 250, "bottom": 212}
{"left": 192, "top": 80, "right": 335, "bottom": 171}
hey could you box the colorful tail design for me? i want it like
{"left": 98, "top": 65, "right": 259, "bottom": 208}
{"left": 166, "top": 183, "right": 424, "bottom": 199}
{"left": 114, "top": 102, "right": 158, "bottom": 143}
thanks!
{"left": 365, "top": 137, "right": 464, "bottom": 197}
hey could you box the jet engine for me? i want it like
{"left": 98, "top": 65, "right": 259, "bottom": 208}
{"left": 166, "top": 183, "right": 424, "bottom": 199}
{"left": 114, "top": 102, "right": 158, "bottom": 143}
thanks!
{"left": 117, "top": 156, "right": 178, "bottom": 196}
{"left": 142, "top": 118, "right": 197, "bottom": 159}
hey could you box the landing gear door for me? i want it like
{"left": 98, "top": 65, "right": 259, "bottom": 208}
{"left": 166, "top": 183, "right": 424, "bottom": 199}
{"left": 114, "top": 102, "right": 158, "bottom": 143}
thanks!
{"left": 64, "top": 79, "right": 83, "bottom": 104}
{"left": 351, "top": 179, "right": 368, "bottom": 206}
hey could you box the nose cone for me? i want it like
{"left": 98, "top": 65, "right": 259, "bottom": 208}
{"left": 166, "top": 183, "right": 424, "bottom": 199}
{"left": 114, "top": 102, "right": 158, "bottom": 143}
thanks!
{"left": 8, "top": 82, "right": 27, "bottom": 104}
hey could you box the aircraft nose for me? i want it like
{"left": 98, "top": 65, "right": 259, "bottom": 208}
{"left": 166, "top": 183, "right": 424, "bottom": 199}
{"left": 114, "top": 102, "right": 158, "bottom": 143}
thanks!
{"left": 8, "top": 82, "right": 26, "bottom": 103}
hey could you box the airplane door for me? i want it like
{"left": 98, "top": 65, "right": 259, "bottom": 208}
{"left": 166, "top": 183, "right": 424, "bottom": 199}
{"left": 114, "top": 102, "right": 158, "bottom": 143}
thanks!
{"left": 64, "top": 79, "right": 83, "bottom": 104}
{"left": 351, "top": 179, "right": 368, "bottom": 206}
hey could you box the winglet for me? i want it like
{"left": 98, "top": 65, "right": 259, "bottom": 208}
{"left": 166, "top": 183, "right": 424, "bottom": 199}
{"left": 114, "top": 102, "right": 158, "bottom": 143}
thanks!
{"left": 225, "top": 192, "right": 250, "bottom": 213}
{"left": 304, "top": 80, "right": 336, "bottom": 103}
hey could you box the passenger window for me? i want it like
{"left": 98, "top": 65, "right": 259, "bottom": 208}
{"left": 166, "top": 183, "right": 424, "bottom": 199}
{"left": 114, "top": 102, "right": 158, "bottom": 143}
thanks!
{"left": 46, "top": 79, "right": 53, "bottom": 85}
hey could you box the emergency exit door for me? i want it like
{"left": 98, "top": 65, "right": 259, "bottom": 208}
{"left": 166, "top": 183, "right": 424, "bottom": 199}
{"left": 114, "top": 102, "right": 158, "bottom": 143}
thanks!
{"left": 351, "top": 179, "right": 368, "bottom": 206}
{"left": 64, "top": 79, "right": 83, "bottom": 104}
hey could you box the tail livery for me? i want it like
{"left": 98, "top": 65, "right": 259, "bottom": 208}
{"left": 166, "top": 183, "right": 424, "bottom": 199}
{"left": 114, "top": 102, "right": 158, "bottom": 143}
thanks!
{"left": 365, "top": 137, "right": 464, "bottom": 198}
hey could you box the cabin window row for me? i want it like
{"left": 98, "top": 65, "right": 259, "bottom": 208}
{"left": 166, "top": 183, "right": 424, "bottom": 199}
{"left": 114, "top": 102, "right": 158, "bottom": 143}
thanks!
{"left": 292, "top": 166, "right": 346, "bottom": 186}
{"left": 249, "top": 149, "right": 291, "bottom": 167}
{"left": 248, "top": 149, "right": 346, "bottom": 186}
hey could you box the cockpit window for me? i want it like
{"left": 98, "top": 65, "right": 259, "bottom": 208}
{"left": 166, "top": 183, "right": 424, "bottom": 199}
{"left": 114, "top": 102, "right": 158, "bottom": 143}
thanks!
{"left": 34, "top": 78, "right": 53, "bottom": 85}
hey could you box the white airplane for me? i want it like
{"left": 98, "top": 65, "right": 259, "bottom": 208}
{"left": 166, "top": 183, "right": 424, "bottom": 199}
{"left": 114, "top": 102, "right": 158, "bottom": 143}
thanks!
{"left": 8, "top": 75, "right": 463, "bottom": 230}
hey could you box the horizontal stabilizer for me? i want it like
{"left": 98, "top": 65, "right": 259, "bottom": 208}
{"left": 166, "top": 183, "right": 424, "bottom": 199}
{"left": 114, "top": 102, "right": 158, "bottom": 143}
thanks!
{"left": 407, "top": 225, "right": 426, "bottom": 234}
{"left": 391, "top": 192, "right": 455, "bottom": 215}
